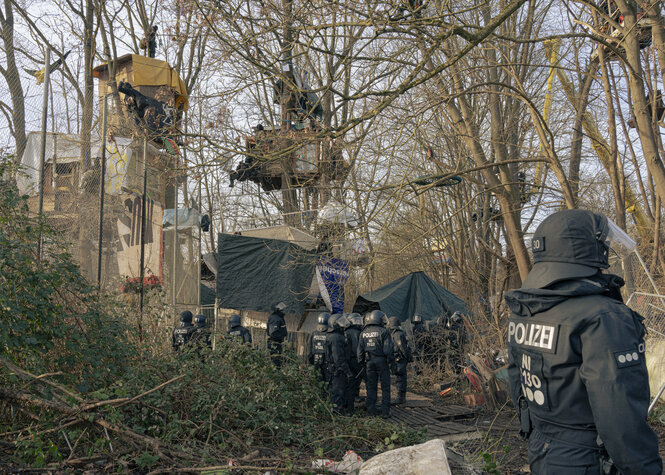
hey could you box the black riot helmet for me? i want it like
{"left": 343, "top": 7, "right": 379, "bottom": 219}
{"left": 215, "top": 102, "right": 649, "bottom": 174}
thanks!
{"left": 193, "top": 314, "right": 207, "bottom": 327}
{"left": 229, "top": 314, "right": 241, "bottom": 328}
{"left": 337, "top": 314, "right": 350, "bottom": 330}
{"left": 412, "top": 314, "right": 423, "bottom": 324}
{"left": 179, "top": 310, "right": 193, "bottom": 324}
{"left": 522, "top": 209, "right": 636, "bottom": 289}
{"left": 327, "top": 314, "right": 340, "bottom": 332}
{"left": 348, "top": 313, "right": 363, "bottom": 328}
{"left": 317, "top": 312, "right": 331, "bottom": 326}
{"left": 365, "top": 310, "right": 385, "bottom": 327}
{"left": 272, "top": 301, "right": 287, "bottom": 313}
{"left": 388, "top": 316, "right": 401, "bottom": 329}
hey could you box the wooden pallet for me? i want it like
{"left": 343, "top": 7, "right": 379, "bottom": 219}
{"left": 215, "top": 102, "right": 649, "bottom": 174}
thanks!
{"left": 389, "top": 406, "right": 477, "bottom": 437}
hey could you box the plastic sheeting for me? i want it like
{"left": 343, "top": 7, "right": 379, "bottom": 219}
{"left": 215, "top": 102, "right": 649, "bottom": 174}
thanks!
{"left": 352, "top": 271, "right": 467, "bottom": 320}
{"left": 317, "top": 200, "right": 358, "bottom": 228}
{"left": 163, "top": 208, "right": 201, "bottom": 229}
{"left": 17, "top": 132, "right": 133, "bottom": 196}
{"left": 216, "top": 233, "right": 318, "bottom": 314}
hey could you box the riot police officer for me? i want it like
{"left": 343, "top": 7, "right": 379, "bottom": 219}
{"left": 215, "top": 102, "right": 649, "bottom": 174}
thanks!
{"left": 172, "top": 310, "right": 195, "bottom": 352}
{"left": 388, "top": 317, "right": 413, "bottom": 405}
{"left": 266, "top": 301, "right": 288, "bottom": 368}
{"left": 447, "top": 311, "right": 467, "bottom": 373}
{"left": 190, "top": 314, "right": 212, "bottom": 359}
{"left": 411, "top": 314, "right": 425, "bottom": 374}
{"left": 307, "top": 313, "right": 330, "bottom": 384}
{"left": 357, "top": 310, "right": 394, "bottom": 418}
{"left": 343, "top": 312, "right": 363, "bottom": 413}
{"left": 505, "top": 209, "right": 661, "bottom": 475}
{"left": 326, "top": 314, "right": 353, "bottom": 414}
{"left": 227, "top": 314, "right": 252, "bottom": 345}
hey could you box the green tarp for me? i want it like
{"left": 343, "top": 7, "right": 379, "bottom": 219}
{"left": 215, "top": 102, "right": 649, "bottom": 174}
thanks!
{"left": 352, "top": 271, "right": 467, "bottom": 321}
{"left": 216, "top": 233, "right": 317, "bottom": 314}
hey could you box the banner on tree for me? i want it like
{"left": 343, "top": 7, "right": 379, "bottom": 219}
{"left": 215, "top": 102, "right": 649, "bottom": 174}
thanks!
{"left": 316, "top": 257, "right": 350, "bottom": 314}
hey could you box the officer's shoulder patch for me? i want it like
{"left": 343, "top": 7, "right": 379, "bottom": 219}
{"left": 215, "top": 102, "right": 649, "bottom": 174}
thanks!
{"left": 614, "top": 349, "right": 642, "bottom": 368}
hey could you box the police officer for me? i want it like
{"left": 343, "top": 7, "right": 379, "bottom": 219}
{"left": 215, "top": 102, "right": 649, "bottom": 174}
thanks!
{"left": 411, "top": 314, "right": 425, "bottom": 374}
{"left": 326, "top": 314, "right": 353, "bottom": 414}
{"left": 227, "top": 314, "right": 252, "bottom": 345}
{"left": 388, "top": 317, "right": 413, "bottom": 405}
{"left": 266, "top": 301, "right": 288, "bottom": 368}
{"left": 505, "top": 209, "right": 661, "bottom": 475}
{"left": 172, "top": 310, "right": 195, "bottom": 352}
{"left": 357, "top": 310, "right": 394, "bottom": 418}
{"left": 190, "top": 314, "right": 212, "bottom": 359}
{"left": 447, "top": 311, "right": 467, "bottom": 373}
{"left": 307, "top": 312, "right": 330, "bottom": 384}
{"left": 343, "top": 313, "right": 363, "bottom": 413}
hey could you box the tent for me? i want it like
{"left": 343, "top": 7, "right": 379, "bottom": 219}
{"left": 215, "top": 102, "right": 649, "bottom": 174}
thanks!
{"left": 216, "top": 233, "right": 318, "bottom": 315}
{"left": 352, "top": 271, "right": 467, "bottom": 321}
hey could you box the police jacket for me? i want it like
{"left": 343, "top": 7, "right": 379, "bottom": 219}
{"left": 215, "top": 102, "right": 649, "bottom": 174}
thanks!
{"left": 345, "top": 327, "right": 361, "bottom": 363}
{"left": 308, "top": 329, "right": 327, "bottom": 365}
{"left": 228, "top": 325, "right": 252, "bottom": 344}
{"left": 172, "top": 322, "right": 195, "bottom": 351}
{"left": 505, "top": 274, "right": 661, "bottom": 475}
{"left": 390, "top": 328, "right": 413, "bottom": 363}
{"left": 326, "top": 329, "right": 352, "bottom": 377}
{"left": 266, "top": 310, "right": 287, "bottom": 342}
{"left": 357, "top": 324, "right": 394, "bottom": 366}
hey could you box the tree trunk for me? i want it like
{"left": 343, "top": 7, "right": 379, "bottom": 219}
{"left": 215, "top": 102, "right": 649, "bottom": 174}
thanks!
{"left": 0, "top": 0, "right": 26, "bottom": 165}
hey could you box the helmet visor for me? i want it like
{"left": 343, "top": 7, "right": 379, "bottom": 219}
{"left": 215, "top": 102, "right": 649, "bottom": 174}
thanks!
{"left": 604, "top": 218, "right": 637, "bottom": 259}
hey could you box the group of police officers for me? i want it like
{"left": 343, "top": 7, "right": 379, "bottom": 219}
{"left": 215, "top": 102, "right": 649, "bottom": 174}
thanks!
{"left": 172, "top": 304, "right": 430, "bottom": 420}
{"left": 307, "top": 310, "right": 416, "bottom": 418}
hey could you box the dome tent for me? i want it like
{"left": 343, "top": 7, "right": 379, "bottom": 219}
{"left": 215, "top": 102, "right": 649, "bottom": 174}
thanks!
{"left": 352, "top": 271, "right": 467, "bottom": 321}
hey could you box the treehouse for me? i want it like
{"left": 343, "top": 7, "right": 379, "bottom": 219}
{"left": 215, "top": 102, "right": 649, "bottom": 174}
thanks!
{"left": 230, "top": 122, "right": 326, "bottom": 191}
{"left": 594, "top": 0, "right": 652, "bottom": 61}
{"left": 92, "top": 54, "right": 189, "bottom": 147}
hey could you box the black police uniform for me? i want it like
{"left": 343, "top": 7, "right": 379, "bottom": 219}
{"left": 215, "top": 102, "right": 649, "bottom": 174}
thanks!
{"left": 266, "top": 308, "right": 287, "bottom": 368}
{"left": 506, "top": 275, "right": 661, "bottom": 475}
{"left": 344, "top": 324, "right": 362, "bottom": 413}
{"left": 326, "top": 327, "right": 352, "bottom": 414}
{"left": 412, "top": 320, "right": 425, "bottom": 374}
{"left": 358, "top": 323, "right": 394, "bottom": 417}
{"left": 307, "top": 326, "right": 328, "bottom": 384}
{"left": 228, "top": 325, "right": 252, "bottom": 344}
{"left": 172, "top": 321, "right": 195, "bottom": 352}
{"left": 390, "top": 325, "right": 413, "bottom": 404}
{"left": 506, "top": 209, "right": 661, "bottom": 475}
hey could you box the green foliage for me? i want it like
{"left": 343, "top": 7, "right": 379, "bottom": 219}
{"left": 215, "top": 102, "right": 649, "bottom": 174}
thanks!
{"left": 14, "top": 435, "right": 62, "bottom": 467}
{"left": 0, "top": 162, "right": 134, "bottom": 388}
{"left": 134, "top": 451, "right": 160, "bottom": 469}
{"left": 480, "top": 444, "right": 511, "bottom": 474}
{"left": 108, "top": 339, "right": 426, "bottom": 459}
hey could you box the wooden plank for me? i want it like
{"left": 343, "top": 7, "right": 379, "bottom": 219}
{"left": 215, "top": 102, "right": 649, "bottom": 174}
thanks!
{"left": 429, "top": 405, "right": 477, "bottom": 421}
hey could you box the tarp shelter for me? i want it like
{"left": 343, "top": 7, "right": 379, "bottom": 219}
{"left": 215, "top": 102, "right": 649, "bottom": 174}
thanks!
{"left": 239, "top": 225, "right": 319, "bottom": 250}
{"left": 216, "top": 233, "right": 318, "bottom": 315}
{"left": 352, "top": 271, "right": 467, "bottom": 320}
{"left": 93, "top": 54, "right": 189, "bottom": 110}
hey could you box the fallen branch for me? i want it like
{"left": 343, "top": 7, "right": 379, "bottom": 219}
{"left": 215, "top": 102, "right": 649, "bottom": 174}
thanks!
{"left": 0, "top": 358, "right": 82, "bottom": 403}
{"left": 116, "top": 374, "right": 186, "bottom": 408}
